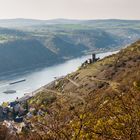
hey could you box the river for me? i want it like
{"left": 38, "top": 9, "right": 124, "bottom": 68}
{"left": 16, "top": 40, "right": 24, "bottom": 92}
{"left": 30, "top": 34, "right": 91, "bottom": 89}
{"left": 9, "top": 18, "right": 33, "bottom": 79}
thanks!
{"left": 0, "top": 51, "right": 118, "bottom": 104}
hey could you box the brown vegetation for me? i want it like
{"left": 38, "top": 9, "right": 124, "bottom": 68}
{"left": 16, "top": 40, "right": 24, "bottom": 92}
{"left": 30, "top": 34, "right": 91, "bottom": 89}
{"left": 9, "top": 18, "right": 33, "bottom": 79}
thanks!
{"left": 1, "top": 40, "right": 140, "bottom": 140}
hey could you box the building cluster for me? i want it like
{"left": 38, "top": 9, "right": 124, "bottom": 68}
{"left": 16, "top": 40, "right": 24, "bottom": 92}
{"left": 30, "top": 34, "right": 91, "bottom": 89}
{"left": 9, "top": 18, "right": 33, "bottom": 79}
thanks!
{"left": 82, "top": 53, "right": 100, "bottom": 67}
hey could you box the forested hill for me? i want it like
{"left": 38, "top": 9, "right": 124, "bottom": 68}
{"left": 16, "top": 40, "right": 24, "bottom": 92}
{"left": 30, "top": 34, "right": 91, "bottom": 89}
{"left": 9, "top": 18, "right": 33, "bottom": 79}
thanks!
{"left": 0, "top": 39, "right": 62, "bottom": 75}
{"left": 0, "top": 19, "right": 140, "bottom": 76}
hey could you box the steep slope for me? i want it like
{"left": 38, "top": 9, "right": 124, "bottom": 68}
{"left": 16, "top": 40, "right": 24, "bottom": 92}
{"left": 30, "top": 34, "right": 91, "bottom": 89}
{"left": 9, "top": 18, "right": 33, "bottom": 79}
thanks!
{"left": 35, "top": 29, "right": 120, "bottom": 55}
{"left": 20, "top": 40, "right": 140, "bottom": 140}
{"left": 47, "top": 29, "right": 119, "bottom": 51}
{"left": 0, "top": 39, "right": 61, "bottom": 75}
{"left": 0, "top": 27, "right": 120, "bottom": 76}
{"left": 38, "top": 35, "right": 87, "bottom": 58}
{"left": 48, "top": 36, "right": 86, "bottom": 58}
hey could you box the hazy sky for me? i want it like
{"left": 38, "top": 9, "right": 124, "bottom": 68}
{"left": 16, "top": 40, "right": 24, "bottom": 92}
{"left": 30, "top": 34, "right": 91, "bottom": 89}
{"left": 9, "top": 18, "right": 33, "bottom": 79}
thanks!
{"left": 0, "top": 0, "right": 139, "bottom": 20}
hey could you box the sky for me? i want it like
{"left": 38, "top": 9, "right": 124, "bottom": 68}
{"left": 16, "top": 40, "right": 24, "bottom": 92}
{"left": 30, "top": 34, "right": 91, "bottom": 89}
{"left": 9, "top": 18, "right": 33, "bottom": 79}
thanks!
{"left": 0, "top": 0, "right": 140, "bottom": 20}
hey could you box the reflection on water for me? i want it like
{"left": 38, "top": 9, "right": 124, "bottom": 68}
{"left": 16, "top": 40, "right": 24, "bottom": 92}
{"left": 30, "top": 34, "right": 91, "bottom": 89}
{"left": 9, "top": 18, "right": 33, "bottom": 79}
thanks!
{"left": 0, "top": 51, "right": 118, "bottom": 104}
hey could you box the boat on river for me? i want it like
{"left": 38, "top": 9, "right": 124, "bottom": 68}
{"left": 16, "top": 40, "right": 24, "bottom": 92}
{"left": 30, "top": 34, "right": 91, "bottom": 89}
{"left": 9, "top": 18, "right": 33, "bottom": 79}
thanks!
{"left": 3, "top": 90, "right": 16, "bottom": 94}
{"left": 9, "top": 79, "right": 26, "bottom": 85}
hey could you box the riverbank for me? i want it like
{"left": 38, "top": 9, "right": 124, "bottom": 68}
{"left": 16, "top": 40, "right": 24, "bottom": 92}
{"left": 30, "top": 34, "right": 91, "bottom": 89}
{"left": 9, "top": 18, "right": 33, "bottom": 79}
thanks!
{"left": 18, "top": 50, "right": 119, "bottom": 103}
{"left": 0, "top": 50, "right": 119, "bottom": 104}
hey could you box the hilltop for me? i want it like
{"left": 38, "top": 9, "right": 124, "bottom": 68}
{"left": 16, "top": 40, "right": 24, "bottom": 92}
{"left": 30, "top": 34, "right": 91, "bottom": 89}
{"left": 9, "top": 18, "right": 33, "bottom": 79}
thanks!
{"left": 0, "top": 40, "right": 139, "bottom": 139}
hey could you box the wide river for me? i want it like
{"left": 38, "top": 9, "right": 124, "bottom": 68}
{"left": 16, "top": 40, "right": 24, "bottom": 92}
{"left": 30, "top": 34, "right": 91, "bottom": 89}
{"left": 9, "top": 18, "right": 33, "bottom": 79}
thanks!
{"left": 0, "top": 51, "right": 118, "bottom": 104}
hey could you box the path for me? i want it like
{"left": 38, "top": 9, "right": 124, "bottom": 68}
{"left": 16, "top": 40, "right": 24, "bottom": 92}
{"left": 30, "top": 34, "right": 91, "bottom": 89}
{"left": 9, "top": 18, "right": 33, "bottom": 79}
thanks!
{"left": 91, "top": 77, "right": 121, "bottom": 94}
{"left": 66, "top": 77, "right": 80, "bottom": 87}
{"left": 44, "top": 88, "right": 86, "bottom": 105}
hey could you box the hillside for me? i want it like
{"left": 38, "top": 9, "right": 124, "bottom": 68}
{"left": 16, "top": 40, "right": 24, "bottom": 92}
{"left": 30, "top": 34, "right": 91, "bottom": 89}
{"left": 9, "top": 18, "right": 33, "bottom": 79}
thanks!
{"left": 1, "top": 40, "right": 138, "bottom": 139}
{"left": 0, "top": 19, "right": 140, "bottom": 76}
{"left": 0, "top": 39, "right": 63, "bottom": 75}
{"left": 0, "top": 27, "right": 118, "bottom": 76}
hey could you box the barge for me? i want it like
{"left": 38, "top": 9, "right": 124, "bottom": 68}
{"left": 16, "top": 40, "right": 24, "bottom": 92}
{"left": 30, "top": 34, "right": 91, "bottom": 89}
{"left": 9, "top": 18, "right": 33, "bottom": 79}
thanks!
{"left": 9, "top": 79, "right": 26, "bottom": 85}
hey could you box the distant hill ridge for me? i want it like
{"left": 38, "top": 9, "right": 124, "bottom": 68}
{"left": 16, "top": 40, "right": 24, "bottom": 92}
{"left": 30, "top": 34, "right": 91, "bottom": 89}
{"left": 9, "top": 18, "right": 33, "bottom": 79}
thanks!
{"left": 0, "top": 19, "right": 140, "bottom": 76}
{"left": 0, "top": 18, "right": 140, "bottom": 27}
